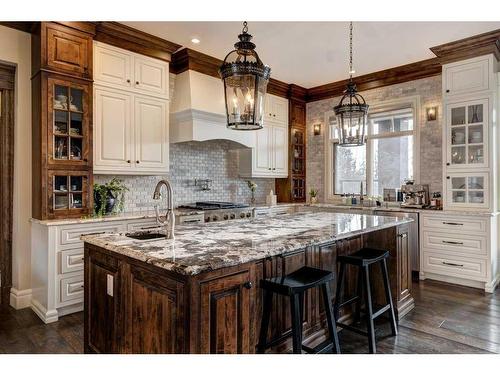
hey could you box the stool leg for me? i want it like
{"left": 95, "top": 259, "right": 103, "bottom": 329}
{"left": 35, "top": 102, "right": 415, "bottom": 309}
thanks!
{"left": 334, "top": 262, "right": 346, "bottom": 321}
{"left": 321, "top": 283, "right": 341, "bottom": 354}
{"left": 257, "top": 289, "right": 273, "bottom": 353}
{"left": 298, "top": 292, "right": 304, "bottom": 324}
{"left": 362, "top": 265, "right": 376, "bottom": 354}
{"left": 354, "top": 267, "right": 363, "bottom": 323}
{"left": 290, "top": 293, "right": 303, "bottom": 354}
{"left": 381, "top": 258, "right": 398, "bottom": 336}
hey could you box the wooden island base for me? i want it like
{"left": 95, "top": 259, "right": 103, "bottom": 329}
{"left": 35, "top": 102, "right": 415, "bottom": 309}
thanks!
{"left": 84, "top": 224, "right": 412, "bottom": 354}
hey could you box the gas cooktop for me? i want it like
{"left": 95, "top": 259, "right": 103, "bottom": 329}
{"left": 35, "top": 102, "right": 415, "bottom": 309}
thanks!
{"left": 178, "top": 201, "right": 250, "bottom": 210}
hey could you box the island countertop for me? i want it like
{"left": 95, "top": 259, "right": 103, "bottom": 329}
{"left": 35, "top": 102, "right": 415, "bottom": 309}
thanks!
{"left": 82, "top": 211, "right": 412, "bottom": 276}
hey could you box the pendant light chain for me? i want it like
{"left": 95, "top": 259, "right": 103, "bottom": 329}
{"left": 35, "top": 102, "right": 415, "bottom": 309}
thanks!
{"left": 242, "top": 21, "right": 248, "bottom": 33}
{"left": 349, "top": 21, "right": 353, "bottom": 81}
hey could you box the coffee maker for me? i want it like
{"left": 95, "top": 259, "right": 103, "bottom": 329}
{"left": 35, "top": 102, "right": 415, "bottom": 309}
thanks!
{"left": 401, "top": 183, "right": 430, "bottom": 208}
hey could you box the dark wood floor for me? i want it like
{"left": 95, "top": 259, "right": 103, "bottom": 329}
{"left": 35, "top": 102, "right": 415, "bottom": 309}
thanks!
{"left": 0, "top": 280, "right": 499, "bottom": 354}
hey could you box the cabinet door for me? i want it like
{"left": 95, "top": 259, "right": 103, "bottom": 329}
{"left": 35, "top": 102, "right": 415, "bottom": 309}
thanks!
{"left": 94, "top": 87, "right": 133, "bottom": 172}
{"left": 134, "top": 95, "right": 169, "bottom": 171}
{"left": 46, "top": 23, "right": 92, "bottom": 77}
{"left": 444, "top": 57, "right": 490, "bottom": 97}
{"left": 253, "top": 127, "right": 272, "bottom": 174}
{"left": 94, "top": 42, "right": 133, "bottom": 88}
{"left": 272, "top": 125, "right": 288, "bottom": 176}
{"left": 48, "top": 170, "right": 92, "bottom": 218}
{"left": 134, "top": 56, "right": 169, "bottom": 97}
{"left": 264, "top": 95, "right": 288, "bottom": 124}
{"left": 396, "top": 225, "right": 411, "bottom": 309}
{"left": 445, "top": 172, "right": 489, "bottom": 210}
{"left": 446, "top": 98, "right": 488, "bottom": 169}
{"left": 199, "top": 271, "right": 252, "bottom": 353}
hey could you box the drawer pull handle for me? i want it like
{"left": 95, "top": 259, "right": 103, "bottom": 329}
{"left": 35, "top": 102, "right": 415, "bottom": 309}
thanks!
{"left": 442, "top": 261, "right": 464, "bottom": 267}
{"left": 140, "top": 225, "right": 162, "bottom": 230}
{"left": 442, "top": 222, "right": 463, "bottom": 226}
{"left": 181, "top": 219, "right": 202, "bottom": 223}
{"left": 243, "top": 282, "right": 253, "bottom": 289}
{"left": 442, "top": 240, "right": 464, "bottom": 245}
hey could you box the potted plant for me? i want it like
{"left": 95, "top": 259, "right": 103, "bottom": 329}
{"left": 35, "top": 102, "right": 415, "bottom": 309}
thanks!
{"left": 247, "top": 180, "right": 258, "bottom": 205}
{"left": 93, "top": 177, "right": 129, "bottom": 216}
{"left": 309, "top": 188, "right": 319, "bottom": 204}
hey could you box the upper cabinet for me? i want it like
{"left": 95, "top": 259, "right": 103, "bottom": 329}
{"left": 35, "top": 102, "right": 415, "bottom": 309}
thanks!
{"left": 94, "top": 42, "right": 169, "bottom": 98}
{"left": 443, "top": 56, "right": 493, "bottom": 98}
{"left": 265, "top": 95, "right": 288, "bottom": 124}
{"left": 93, "top": 42, "right": 170, "bottom": 175}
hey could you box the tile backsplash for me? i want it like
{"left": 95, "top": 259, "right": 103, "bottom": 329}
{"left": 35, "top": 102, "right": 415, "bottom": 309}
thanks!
{"left": 94, "top": 140, "right": 275, "bottom": 211}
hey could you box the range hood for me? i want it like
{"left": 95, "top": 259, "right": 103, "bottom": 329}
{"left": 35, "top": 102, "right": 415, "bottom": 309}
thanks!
{"left": 170, "top": 70, "right": 255, "bottom": 148}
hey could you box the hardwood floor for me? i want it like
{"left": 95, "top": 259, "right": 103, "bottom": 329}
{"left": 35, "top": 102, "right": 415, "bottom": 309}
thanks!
{"left": 0, "top": 280, "right": 498, "bottom": 354}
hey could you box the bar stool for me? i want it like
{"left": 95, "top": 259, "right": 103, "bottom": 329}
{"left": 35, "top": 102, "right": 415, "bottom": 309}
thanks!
{"left": 334, "top": 248, "right": 397, "bottom": 354}
{"left": 257, "top": 266, "right": 341, "bottom": 354}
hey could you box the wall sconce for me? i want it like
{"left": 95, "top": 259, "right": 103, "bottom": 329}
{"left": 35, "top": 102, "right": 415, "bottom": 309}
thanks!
{"left": 426, "top": 106, "right": 438, "bottom": 122}
{"left": 313, "top": 124, "right": 321, "bottom": 136}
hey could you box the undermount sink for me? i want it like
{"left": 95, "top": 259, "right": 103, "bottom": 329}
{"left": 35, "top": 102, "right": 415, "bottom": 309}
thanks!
{"left": 125, "top": 232, "right": 166, "bottom": 241}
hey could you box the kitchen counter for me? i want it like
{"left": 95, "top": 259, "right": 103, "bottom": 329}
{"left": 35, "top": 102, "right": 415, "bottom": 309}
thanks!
{"left": 83, "top": 211, "right": 412, "bottom": 276}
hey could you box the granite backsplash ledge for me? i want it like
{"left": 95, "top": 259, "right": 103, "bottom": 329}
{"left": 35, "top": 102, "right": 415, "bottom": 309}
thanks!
{"left": 94, "top": 140, "right": 275, "bottom": 211}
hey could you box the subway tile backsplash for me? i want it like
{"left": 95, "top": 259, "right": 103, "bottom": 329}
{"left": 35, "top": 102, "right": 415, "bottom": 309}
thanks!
{"left": 94, "top": 140, "right": 275, "bottom": 211}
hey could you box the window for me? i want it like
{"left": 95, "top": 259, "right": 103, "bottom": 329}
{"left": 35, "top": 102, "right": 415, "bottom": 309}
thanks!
{"left": 326, "top": 104, "right": 417, "bottom": 199}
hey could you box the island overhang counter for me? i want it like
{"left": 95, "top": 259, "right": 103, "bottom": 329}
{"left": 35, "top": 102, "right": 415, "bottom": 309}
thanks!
{"left": 82, "top": 211, "right": 413, "bottom": 354}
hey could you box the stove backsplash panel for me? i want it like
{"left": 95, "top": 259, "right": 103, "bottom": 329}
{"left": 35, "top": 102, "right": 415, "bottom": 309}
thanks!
{"left": 94, "top": 140, "right": 275, "bottom": 212}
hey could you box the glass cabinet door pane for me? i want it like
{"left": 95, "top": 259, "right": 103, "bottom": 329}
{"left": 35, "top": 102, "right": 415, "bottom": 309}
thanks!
{"left": 451, "top": 107, "right": 466, "bottom": 125}
{"left": 69, "top": 88, "right": 83, "bottom": 112}
{"left": 54, "top": 194, "right": 69, "bottom": 210}
{"left": 468, "top": 145, "right": 484, "bottom": 164}
{"left": 54, "top": 85, "right": 69, "bottom": 110}
{"left": 70, "top": 112, "right": 83, "bottom": 136}
{"left": 451, "top": 127, "right": 466, "bottom": 145}
{"left": 54, "top": 110, "right": 69, "bottom": 134}
{"left": 468, "top": 125, "right": 483, "bottom": 144}
{"left": 451, "top": 146, "right": 466, "bottom": 164}
{"left": 468, "top": 176, "right": 484, "bottom": 190}
{"left": 452, "top": 191, "right": 466, "bottom": 203}
{"left": 54, "top": 137, "right": 68, "bottom": 159}
{"left": 54, "top": 175, "right": 68, "bottom": 192}
{"left": 468, "top": 104, "right": 483, "bottom": 123}
{"left": 468, "top": 191, "right": 484, "bottom": 204}
{"left": 451, "top": 177, "right": 466, "bottom": 190}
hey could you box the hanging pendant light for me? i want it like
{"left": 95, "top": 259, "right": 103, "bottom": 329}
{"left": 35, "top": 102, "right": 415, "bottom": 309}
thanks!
{"left": 219, "top": 21, "right": 271, "bottom": 130}
{"left": 334, "top": 22, "right": 369, "bottom": 147}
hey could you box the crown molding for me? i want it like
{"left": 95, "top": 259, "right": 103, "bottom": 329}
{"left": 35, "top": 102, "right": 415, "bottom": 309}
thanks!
{"left": 430, "top": 28, "right": 500, "bottom": 64}
{"left": 0, "top": 21, "right": 36, "bottom": 34}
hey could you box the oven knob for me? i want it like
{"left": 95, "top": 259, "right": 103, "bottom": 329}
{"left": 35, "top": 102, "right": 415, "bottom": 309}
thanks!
{"left": 240, "top": 213, "right": 246, "bottom": 218}
{"left": 223, "top": 214, "right": 229, "bottom": 220}
{"left": 230, "top": 213, "right": 235, "bottom": 219}
{"left": 246, "top": 212, "right": 252, "bottom": 218}
{"left": 212, "top": 216, "right": 218, "bottom": 221}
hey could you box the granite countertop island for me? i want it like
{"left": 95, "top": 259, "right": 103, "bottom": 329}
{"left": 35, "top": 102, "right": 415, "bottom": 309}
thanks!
{"left": 83, "top": 211, "right": 412, "bottom": 276}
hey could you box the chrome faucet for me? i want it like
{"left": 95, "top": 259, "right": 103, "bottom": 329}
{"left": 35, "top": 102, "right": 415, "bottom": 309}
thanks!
{"left": 153, "top": 179, "right": 175, "bottom": 239}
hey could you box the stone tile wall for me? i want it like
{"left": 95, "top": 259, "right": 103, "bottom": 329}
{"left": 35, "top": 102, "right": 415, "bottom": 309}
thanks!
{"left": 306, "top": 75, "right": 443, "bottom": 202}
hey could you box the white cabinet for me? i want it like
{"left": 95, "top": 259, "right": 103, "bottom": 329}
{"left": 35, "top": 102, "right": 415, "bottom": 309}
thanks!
{"left": 94, "top": 42, "right": 169, "bottom": 98}
{"left": 238, "top": 123, "right": 288, "bottom": 178}
{"left": 265, "top": 94, "right": 288, "bottom": 124}
{"left": 445, "top": 172, "right": 490, "bottom": 210}
{"left": 443, "top": 56, "right": 492, "bottom": 97}
{"left": 93, "top": 41, "right": 170, "bottom": 175}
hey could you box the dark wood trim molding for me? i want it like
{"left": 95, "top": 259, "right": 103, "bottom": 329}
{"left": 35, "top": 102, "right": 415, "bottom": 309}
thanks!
{"left": 306, "top": 58, "right": 442, "bottom": 102}
{"left": 0, "top": 22, "right": 36, "bottom": 34}
{"left": 430, "top": 28, "right": 500, "bottom": 64}
{"left": 94, "top": 22, "right": 182, "bottom": 62}
{"left": 0, "top": 63, "right": 15, "bottom": 307}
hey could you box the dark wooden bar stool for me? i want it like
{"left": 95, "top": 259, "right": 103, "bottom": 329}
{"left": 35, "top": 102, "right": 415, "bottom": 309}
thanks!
{"left": 257, "top": 266, "right": 341, "bottom": 354}
{"left": 334, "top": 248, "right": 397, "bottom": 354}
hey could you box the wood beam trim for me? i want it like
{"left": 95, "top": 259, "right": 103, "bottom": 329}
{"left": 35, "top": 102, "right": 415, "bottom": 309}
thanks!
{"left": 306, "top": 58, "right": 442, "bottom": 102}
{"left": 0, "top": 22, "right": 36, "bottom": 34}
{"left": 94, "top": 21, "right": 182, "bottom": 62}
{"left": 430, "top": 28, "right": 500, "bottom": 64}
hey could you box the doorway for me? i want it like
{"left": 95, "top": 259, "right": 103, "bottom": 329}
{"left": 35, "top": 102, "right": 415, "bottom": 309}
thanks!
{"left": 0, "top": 62, "right": 15, "bottom": 307}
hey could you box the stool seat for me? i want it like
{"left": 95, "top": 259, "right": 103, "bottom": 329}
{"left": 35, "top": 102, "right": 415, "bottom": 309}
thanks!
{"left": 260, "top": 266, "right": 333, "bottom": 296}
{"left": 337, "top": 248, "right": 389, "bottom": 266}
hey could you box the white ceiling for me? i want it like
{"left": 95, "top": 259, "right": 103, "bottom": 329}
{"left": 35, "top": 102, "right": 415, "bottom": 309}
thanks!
{"left": 124, "top": 22, "right": 500, "bottom": 88}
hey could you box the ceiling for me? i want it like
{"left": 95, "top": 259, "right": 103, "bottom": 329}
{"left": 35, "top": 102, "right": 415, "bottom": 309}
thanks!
{"left": 124, "top": 22, "right": 500, "bottom": 88}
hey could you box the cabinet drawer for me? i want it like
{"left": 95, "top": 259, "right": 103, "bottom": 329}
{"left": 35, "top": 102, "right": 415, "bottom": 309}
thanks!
{"left": 58, "top": 223, "right": 125, "bottom": 250}
{"left": 421, "top": 215, "right": 488, "bottom": 234}
{"left": 60, "top": 274, "right": 84, "bottom": 303}
{"left": 60, "top": 248, "right": 84, "bottom": 274}
{"left": 422, "top": 230, "right": 487, "bottom": 257}
{"left": 422, "top": 252, "right": 487, "bottom": 281}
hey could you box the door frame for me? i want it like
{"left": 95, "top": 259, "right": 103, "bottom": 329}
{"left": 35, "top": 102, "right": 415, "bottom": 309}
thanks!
{"left": 0, "top": 62, "right": 15, "bottom": 307}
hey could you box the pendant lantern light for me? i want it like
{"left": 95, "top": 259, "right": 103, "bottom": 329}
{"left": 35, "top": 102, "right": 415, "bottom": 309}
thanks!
{"left": 334, "top": 22, "right": 369, "bottom": 147}
{"left": 219, "top": 21, "right": 271, "bottom": 130}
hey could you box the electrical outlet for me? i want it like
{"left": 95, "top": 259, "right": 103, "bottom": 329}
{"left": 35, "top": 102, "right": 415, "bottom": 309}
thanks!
{"left": 107, "top": 274, "right": 114, "bottom": 297}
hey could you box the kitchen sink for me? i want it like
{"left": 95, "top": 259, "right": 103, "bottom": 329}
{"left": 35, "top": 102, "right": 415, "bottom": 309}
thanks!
{"left": 125, "top": 232, "right": 166, "bottom": 241}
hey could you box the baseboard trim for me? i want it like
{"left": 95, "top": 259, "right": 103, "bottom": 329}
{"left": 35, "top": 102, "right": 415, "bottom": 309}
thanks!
{"left": 485, "top": 273, "right": 500, "bottom": 293}
{"left": 9, "top": 288, "right": 32, "bottom": 309}
{"left": 30, "top": 298, "right": 58, "bottom": 324}
{"left": 423, "top": 272, "right": 486, "bottom": 291}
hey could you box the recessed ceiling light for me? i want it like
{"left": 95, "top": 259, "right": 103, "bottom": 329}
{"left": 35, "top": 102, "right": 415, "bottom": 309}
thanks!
{"left": 191, "top": 38, "right": 200, "bottom": 44}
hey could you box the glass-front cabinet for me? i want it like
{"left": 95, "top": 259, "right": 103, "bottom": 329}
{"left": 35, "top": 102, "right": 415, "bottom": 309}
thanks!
{"left": 48, "top": 77, "right": 90, "bottom": 167}
{"left": 445, "top": 172, "right": 489, "bottom": 210}
{"left": 446, "top": 98, "right": 488, "bottom": 169}
{"left": 48, "top": 170, "right": 90, "bottom": 216}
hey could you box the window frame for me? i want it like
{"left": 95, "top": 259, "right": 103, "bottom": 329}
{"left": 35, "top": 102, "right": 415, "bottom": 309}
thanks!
{"left": 324, "top": 96, "right": 421, "bottom": 202}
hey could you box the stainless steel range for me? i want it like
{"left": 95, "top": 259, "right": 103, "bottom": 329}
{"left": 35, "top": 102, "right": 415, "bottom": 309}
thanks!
{"left": 178, "top": 201, "right": 253, "bottom": 223}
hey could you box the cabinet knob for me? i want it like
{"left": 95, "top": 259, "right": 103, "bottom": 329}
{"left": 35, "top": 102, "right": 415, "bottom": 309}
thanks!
{"left": 446, "top": 176, "right": 450, "bottom": 179}
{"left": 272, "top": 168, "right": 276, "bottom": 170}
{"left": 136, "top": 81, "right": 140, "bottom": 85}
{"left": 268, "top": 168, "right": 271, "bottom": 170}
{"left": 136, "top": 160, "right": 140, "bottom": 164}
{"left": 127, "top": 160, "right": 131, "bottom": 163}
{"left": 446, "top": 89, "right": 450, "bottom": 93}
{"left": 446, "top": 162, "right": 450, "bottom": 166}
{"left": 273, "top": 114, "right": 276, "bottom": 117}
{"left": 243, "top": 282, "right": 253, "bottom": 289}
{"left": 127, "top": 79, "right": 131, "bottom": 83}
{"left": 83, "top": 158, "right": 88, "bottom": 162}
